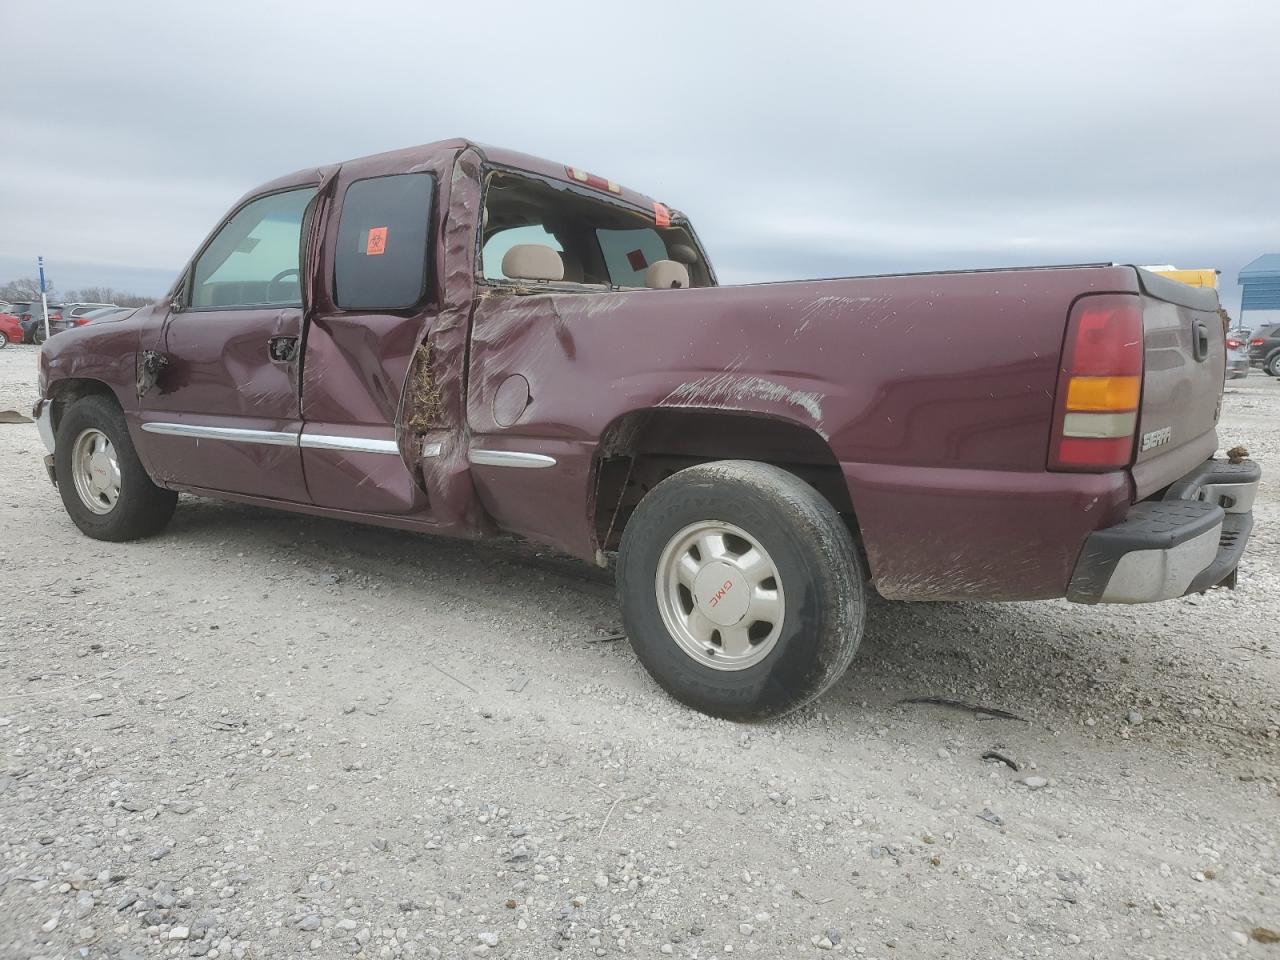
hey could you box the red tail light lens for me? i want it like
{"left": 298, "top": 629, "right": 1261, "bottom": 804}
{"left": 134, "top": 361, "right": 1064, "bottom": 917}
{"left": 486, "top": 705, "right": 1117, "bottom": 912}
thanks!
{"left": 1049, "top": 294, "right": 1143, "bottom": 472}
{"left": 1225, "top": 338, "right": 1242, "bottom": 349}
{"left": 1251, "top": 338, "right": 1266, "bottom": 347}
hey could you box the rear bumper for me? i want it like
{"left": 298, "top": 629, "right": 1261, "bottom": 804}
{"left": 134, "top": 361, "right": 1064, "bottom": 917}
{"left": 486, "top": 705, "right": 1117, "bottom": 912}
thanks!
{"left": 1067, "top": 459, "right": 1260, "bottom": 603}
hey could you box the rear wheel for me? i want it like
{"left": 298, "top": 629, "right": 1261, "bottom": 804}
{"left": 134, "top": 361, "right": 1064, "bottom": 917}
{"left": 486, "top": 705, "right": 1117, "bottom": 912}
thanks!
{"left": 1267, "top": 352, "right": 1280, "bottom": 377}
{"left": 55, "top": 395, "right": 177, "bottom": 541}
{"left": 617, "top": 460, "right": 865, "bottom": 720}
{"left": 0, "top": 330, "right": 8, "bottom": 348}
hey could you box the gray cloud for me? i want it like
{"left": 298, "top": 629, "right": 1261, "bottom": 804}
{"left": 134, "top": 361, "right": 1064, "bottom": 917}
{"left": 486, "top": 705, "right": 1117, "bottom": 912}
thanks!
{"left": 2, "top": 0, "right": 1276, "bottom": 314}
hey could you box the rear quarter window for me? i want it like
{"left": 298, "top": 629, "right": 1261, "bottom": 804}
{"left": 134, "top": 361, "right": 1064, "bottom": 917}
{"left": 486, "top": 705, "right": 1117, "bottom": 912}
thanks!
{"left": 334, "top": 173, "right": 435, "bottom": 311}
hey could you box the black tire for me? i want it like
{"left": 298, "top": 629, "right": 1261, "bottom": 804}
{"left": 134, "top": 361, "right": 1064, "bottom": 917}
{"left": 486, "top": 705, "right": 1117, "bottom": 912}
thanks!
{"left": 0, "top": 331, "right": 8, "bottom": 349}
{"left": 33, "top": 326, "right": 47, "bottom": 345}
{"left": 55, "top": 395, "right": 177, "bottom": 541}
{"left": 1267, "top": 352, "right": 1280, "bottom": 378}
{"left": 617, "top": 460, "right": 866, "bottom": 720}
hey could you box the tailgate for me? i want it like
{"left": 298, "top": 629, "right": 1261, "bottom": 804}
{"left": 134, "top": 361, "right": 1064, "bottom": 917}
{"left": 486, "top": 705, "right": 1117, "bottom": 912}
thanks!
{"left": 1130, "top": 268, "right": 1225, "bottom": 499}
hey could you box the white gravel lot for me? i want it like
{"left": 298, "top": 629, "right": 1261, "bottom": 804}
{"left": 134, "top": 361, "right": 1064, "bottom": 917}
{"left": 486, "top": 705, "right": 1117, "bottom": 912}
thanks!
{"left": 0, "top": 342, "right": 1276, "bottom": 960}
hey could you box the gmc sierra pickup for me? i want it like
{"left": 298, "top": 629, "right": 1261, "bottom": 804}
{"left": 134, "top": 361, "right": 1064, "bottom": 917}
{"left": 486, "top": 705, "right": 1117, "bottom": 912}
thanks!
{"left": 34, "top": 139, "right": 1261, "bottom": 718}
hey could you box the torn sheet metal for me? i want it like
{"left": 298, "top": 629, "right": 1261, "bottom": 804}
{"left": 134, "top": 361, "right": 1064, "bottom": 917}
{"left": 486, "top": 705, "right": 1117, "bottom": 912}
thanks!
{"left": 136, "top": 350, "right": 168, "bottom": 398}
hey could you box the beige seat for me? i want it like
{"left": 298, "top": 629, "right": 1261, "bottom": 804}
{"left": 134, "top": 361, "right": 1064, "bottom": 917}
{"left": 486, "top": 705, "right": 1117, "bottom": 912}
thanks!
{"left": 645, "top": 259, "right": 690, "bottom": 289}
{"left": 502, "top": 244, "right": 564, "bottom": 282}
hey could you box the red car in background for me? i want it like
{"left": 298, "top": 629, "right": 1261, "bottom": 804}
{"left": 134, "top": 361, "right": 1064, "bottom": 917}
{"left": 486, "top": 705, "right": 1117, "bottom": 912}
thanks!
{"left": 0, "top": 311, "right": 22, "bottom": 348}
{"left": 3, "top": 302, "right": 64, "bottom": 343}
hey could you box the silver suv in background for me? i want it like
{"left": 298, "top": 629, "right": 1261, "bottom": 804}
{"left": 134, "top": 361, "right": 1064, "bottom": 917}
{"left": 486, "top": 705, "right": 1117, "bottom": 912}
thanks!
{"left": 51, "top": 302, "right": 119, "bottom": 335}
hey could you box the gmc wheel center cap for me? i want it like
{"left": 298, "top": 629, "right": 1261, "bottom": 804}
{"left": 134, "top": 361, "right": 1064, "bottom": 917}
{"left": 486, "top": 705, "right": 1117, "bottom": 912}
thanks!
{"left": 693, "top": 561, "right": 751, "bottom": 626}
{"left": 89, "top": 455, "right": 110, "bottom": 487}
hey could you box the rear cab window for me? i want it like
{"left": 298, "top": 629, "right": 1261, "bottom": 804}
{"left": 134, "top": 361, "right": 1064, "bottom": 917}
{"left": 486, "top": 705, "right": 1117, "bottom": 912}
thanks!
{"left": 479, "top": 169, "right": 711, "bottom": 290}
{"left": 596, "top": 228, "right": 670, "bottom": 288}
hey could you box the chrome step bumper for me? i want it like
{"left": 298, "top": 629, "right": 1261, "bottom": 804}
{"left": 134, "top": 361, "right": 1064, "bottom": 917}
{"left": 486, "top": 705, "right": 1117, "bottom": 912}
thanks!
{"left": 1068, "top": 459, "right": 1260, "bottom": 604}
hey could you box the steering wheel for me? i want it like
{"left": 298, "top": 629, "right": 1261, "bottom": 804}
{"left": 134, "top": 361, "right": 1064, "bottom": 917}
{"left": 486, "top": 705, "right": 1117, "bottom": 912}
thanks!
{"left": 266, "top": 268, "right": 300, "bottom": 302}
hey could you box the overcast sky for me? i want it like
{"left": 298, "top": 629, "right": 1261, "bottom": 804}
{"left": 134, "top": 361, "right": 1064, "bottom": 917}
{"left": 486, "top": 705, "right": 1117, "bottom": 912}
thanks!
{"left": 2, "top": 1, "right": 1277, "bottom": 315}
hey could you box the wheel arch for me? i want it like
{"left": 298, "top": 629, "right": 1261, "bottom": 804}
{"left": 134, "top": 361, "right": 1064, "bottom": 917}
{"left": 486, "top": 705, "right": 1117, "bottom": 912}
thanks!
{"left": 48, "top": 378, "right": 120, "bottom": 437}
{"left": 588, "top": 406, "right": 861, "bottom": 554}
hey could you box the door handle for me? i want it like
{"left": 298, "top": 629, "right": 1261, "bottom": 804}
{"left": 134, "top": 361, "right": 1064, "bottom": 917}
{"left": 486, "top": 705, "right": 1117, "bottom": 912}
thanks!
{"left": 1191, "top": 320, "right": 1209, "bottom": 363}
{"left": 268, "top": 336, "right": 298, "bottom": 363}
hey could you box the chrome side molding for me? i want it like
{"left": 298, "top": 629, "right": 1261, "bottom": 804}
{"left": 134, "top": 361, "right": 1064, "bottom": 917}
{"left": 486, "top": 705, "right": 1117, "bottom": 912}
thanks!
{"left": 142, "top": 422, "right": 400, "bottom": 455}
{"left": 141, "top": 422, "right": 297, "bottom": 446}
{"left": 299, "top": 434, "right": 399, "bottom": 455}
{"left": 468, "top": 449, "right": 557, "bottom": 469}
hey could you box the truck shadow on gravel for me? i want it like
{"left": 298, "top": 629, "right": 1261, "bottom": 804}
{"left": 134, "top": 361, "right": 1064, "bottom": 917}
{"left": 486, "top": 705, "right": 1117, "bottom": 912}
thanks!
{"left": 168, "top": 496, "right": 1274, "bottom": 761}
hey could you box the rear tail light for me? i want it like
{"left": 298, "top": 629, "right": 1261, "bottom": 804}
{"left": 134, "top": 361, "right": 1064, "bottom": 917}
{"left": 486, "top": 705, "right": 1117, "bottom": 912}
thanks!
{"left": 1251, "top": 338, "right": 1266, "bottom": 347}
{"left": 1049, "top": 294, "right": 1143, "bottom": 472}
{"left": 1225, "top": 338, "right": 1242, "bottom": 349}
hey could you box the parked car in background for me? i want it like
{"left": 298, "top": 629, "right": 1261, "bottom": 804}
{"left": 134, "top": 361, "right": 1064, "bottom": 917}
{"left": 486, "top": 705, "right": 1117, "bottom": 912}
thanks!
{"left": 79, "top": 306, "right": 133, "bottom": 325}
{"left": 4, "top": 302, "right": 34, "bottom": 327}
{"left": 8, "top": 301, "right": 64, "bottom": 344}
{"left": 1226, "top": 334, "right": 1250, "bottom": 379}
{"left": 0, "top": 311, "right": 22, "bottom": 348}
{"left": 56, "top": 302, "right": 118, "bottom": 328}
{"left": 49, "top": 303, "right": 124, "bottom": 335}
{"left": 1249, "top": 323, "right": 1280, "bottom": 376}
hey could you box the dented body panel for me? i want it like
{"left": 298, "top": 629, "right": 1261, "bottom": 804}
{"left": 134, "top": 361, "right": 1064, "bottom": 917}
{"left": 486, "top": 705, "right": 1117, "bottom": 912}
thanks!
{"left": 35, "top": 139, "right": 1240, "bottom": 604}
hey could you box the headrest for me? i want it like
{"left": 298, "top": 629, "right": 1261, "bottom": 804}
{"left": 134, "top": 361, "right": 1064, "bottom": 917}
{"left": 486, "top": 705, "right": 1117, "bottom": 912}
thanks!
{"left": 502, "top": 244, "right": 564, "bottom": 282}
{"left": 645, "top": 260, "right": 690, "bottom": 289}
{"left": 668, "top": 243, "right": 698, "bottom": 265}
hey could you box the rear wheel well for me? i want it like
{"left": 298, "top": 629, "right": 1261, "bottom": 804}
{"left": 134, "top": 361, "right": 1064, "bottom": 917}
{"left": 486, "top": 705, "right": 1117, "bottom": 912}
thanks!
{"left": 49, "top": 379, "right": 118, "bottom": 437}
{"left": 591, "top": 408, "right": 858, "bottom": 553}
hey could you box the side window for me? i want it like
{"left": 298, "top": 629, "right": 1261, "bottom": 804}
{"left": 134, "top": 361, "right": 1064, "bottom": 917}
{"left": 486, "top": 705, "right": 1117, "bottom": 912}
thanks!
{"left": 596, "top": 228, "right": 669, "bottom": 288}
{"left": 334, "top": 173, "right": 434, "bottom": 311}
{"left": 191, "top": 187, "right": 317, "bottom": 309}
{"left": 482, "top": 225, "right": 562, "bottom": 280}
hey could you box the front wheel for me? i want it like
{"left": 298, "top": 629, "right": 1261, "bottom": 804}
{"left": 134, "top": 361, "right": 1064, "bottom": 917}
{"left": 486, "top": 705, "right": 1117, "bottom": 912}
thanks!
{"left": 55, "top": 395, "right": 177, "bottom": 541}
{"left": 617, "top": 460, "right": 866, "bottom": 720}
{"left": 0, "top": 330, "right": 8, "bottom": 348}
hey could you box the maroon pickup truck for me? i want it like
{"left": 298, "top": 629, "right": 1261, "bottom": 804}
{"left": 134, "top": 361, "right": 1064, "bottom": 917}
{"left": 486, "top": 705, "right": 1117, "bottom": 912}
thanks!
{"left": 34, "top": 139, "right": 1261, "bottom": 719}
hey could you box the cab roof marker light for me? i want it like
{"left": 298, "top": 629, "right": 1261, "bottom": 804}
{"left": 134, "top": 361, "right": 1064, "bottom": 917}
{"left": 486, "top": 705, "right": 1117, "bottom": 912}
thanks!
{"left": 565, "top": 167, "right": 621, "bottom": 194}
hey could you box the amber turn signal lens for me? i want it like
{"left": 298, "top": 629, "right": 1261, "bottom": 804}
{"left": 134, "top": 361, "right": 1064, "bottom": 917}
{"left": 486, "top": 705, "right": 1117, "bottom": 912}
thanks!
{"left": 1065, "top": 375, "right": 1140, "bottom": 412}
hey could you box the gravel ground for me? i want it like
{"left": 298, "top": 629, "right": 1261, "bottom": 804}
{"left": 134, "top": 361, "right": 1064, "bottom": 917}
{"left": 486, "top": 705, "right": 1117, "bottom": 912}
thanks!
{"left": 0, "top": 342, "right": 1276, "bottom": 960}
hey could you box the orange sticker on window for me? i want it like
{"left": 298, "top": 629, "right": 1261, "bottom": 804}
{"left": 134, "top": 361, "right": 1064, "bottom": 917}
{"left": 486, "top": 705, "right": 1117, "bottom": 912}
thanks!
{"left": 653, "top": 203, "right": 671, "bottom": 228}
{"left": 365, "top": 226, "right": 388, "bottom": 256}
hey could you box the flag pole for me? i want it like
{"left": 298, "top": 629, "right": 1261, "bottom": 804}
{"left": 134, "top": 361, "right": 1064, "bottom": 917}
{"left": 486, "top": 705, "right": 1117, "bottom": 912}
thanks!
{"left": 38, "top": 256, "right": 50, "bottom": 343}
